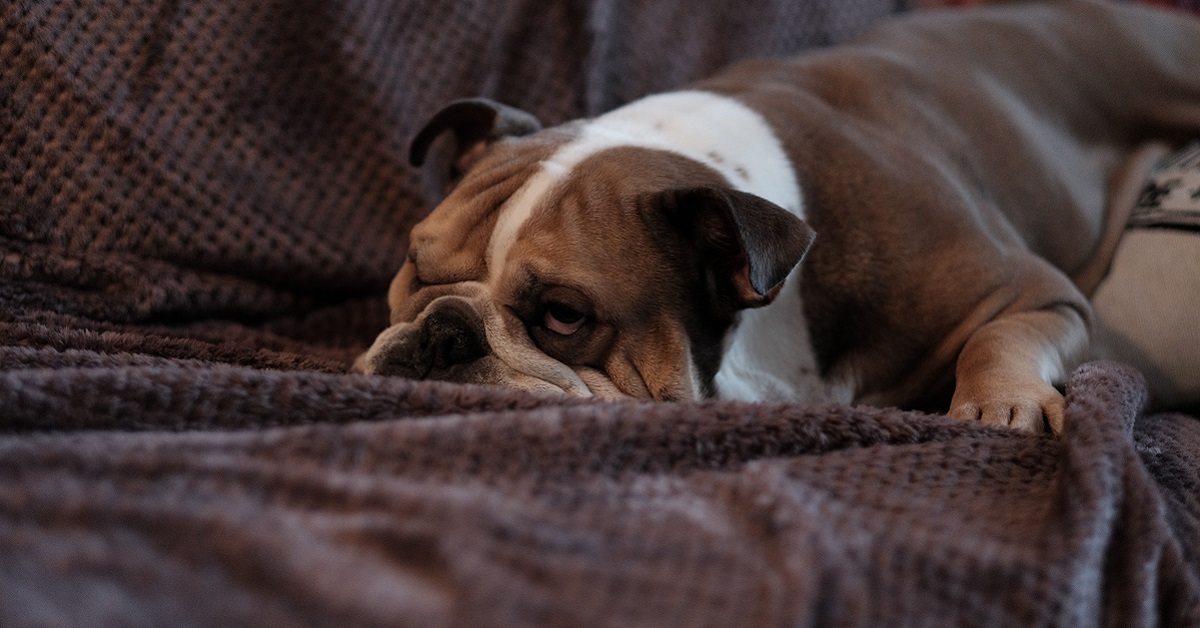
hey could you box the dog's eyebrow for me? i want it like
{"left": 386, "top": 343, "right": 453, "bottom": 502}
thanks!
{"left": 513, "top": 262, "right": 601, "bottom": 315}
{"left": 512, "top": 266, "right": 542, "bottom": 304}
{"left": 513, "top": 266, "right": 577, "bottom": 307}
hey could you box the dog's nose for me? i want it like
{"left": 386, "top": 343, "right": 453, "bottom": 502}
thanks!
{"left": 420, "top": 302, "right": 488, "bottom": 371}
{"left": 367, "top": 299, "right": 490, "bottom": 379}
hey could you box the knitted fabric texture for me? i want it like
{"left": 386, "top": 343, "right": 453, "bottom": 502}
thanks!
{"left": 2, "top": 0, "right": 1200, "bottom": 626}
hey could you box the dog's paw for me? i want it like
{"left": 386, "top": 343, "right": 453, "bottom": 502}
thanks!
{"left": 949, "top": 376, "right": 1065, "bottom": 433}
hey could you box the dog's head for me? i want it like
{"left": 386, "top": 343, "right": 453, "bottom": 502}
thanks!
{"left": 357, "top": 97, "right": 815, "bottom": 400}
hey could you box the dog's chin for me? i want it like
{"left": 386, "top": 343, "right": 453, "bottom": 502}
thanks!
{"left": 464, "top": 363, "right": 634, "bottom": 400}
{"left": 458, "top": 364, "right": 636, "bottom": 400}
{"left": 442, "top": 356, "right": 582, "bottom": 397}
{"left": 463, "top": 361, "right": 667, "bottom": 402}
{"left": 430, "top": 354, "right": 593, "bottom": 398}
{"left": 574, "top": 367, "right": 634, "bottom": 400}
{"left": 353, "top": 333, "right": 633, "bottom": 400}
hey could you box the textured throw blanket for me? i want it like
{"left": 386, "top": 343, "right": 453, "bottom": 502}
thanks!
{"left": 2, "top": 0, "right": 1199, "bottom": 626}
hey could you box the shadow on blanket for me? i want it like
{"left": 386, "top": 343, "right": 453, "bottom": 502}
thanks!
{"left": 1, "top": 0, "right": 1199, "bottom": 625}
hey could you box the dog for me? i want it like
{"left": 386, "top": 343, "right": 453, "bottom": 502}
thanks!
{"left": 357, "top": 0, "right": 1200, "bottom": 432}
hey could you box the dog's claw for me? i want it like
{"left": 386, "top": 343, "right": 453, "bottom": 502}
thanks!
{"left": 949, "top": 380, "right": 1065, "bottom": 434}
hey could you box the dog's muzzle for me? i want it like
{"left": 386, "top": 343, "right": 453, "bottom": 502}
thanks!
{"left": 357, "top": 289, "right": 607, "bottom": 398}
{"left": 359, "top": 297, "right": 489, "bottom": 379}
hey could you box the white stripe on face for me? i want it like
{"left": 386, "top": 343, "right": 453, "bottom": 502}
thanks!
{"left": 485, "top": 90, "right": 803, "bottom": 283}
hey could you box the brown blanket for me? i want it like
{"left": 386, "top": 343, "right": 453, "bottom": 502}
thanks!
{"left": 2, "top": 0, "right": 1199, "bottom": 625}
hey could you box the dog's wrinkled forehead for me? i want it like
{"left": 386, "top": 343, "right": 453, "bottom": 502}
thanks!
{"left": 406, "top": 143, "right": 726, "bottom": 302}
{"left": 406, "top": 133, "right": 573, "bottom": 287}
{"left": 407, "top": 89, "right": 805, "bottom": 298}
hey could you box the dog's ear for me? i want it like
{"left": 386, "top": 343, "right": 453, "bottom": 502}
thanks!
{"left": 664, "top": 187, "right": 815, "bottom": 308}
{"left": 409, "top": 98, "right": 542, "bottom": 178}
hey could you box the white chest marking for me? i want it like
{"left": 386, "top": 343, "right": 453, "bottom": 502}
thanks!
{"left": 712, "top": 269, "right": 856, "bottom": 404}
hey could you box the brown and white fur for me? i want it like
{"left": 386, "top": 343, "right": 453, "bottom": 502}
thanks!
{"left": 358, "top": 0, "right": 1200, "bottom": 432}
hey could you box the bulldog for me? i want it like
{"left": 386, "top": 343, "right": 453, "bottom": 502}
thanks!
{"left": 357, "top": 0, "right": 1200, "bottom": 432}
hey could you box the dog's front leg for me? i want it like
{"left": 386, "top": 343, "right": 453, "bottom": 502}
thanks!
{"left": 948, "top": 303, "right": 1090, "bottom": 433}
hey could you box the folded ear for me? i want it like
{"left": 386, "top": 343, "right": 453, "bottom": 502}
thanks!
{"left": 664, "top": 187, "right": 815, "bottom": 308}
{"left": 409, "top": 98, "right": 542, "bottom": 178}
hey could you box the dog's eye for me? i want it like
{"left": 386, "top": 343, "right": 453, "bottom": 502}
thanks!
{"left": 543, "top": 302, "right": 586, "bottom": 336}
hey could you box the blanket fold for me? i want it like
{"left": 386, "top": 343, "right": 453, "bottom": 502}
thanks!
{"left": 2, "top": 362, "right": 1199, "bottom": 627}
